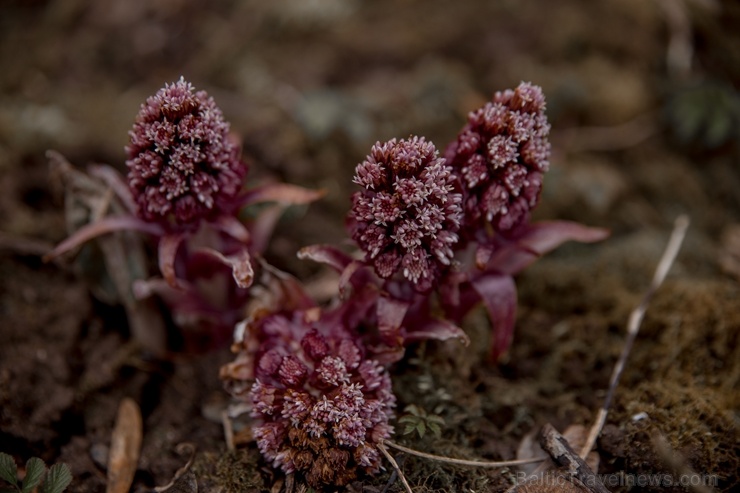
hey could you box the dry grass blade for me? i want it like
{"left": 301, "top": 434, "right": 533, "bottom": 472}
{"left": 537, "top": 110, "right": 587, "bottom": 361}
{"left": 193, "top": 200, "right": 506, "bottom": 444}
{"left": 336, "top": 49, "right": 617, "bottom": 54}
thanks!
{"left": 377, "top": 443, "right": 413, "bottom": 493}
{"left": 106, "top": 398, "right": 143, "bottom": 493}
{"left": 154, "top": 444, "right": 197, "bottom": 493}
{"left": 382, "top": 440, "right": 545, "bottom": 469}
{"left": 580, "top": 215, "right": 690, "bottom": 458}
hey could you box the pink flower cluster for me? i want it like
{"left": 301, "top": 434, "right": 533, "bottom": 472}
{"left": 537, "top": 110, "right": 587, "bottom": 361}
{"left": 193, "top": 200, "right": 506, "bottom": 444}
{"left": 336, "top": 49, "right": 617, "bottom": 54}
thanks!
{"left": 349, "top": 136, "right": 462, "bottom": 291}
{"left": 444, "top": 81, "right": 550, "bottom": 233}
{"left": 228, "top": 311, "right": 395, "bottom": 488}
{"left": 330, "top": 81, "right": 607, "bottom": 361}
{"left": 126, "top": 77, "right": 247, "bottom": 230}
{"left": 48, "top": 78, "right": 323, "bottom": 354}
{"left": 218, "top": 80, "right": 608, "bottom": 489}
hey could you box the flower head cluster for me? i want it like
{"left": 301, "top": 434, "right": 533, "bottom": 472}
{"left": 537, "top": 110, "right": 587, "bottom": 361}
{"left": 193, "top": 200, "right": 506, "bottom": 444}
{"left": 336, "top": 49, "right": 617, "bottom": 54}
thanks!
{"left": 349, "top": 136, "right": 463, "bottom": 291}
{"left": 445, "top": 82, "right": 550, "bottom": 233}
{"left": 232, "top": 312, "right": 395, "bottom": 488}
{"left": 126, "top": 77, "right": 247, "bottom": 230}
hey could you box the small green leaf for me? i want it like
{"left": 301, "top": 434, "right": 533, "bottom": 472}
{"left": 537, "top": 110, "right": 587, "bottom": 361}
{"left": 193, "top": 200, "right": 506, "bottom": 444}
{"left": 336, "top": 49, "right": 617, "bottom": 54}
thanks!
{"left": 403, "top": 424, "right": 417, "bottom": 435}
{"left": 398, "top": 416, "right": 417, "bottom": 425}
{"left": 0, "top": 454, "right": 18, "bottom": 488}
{"left": 705, "top": 110, "right": 732, "bottom": 148}
{"left": 403, "top": 404, "right": 422, "bottom": 417}
{"left": 427, "top": 422, "right": 442, "bottom": 438}
{"left": 40, "top": 464, "right": 72, "bottom": 493}
{"left": 427, "top": 415, "right": 445, "bottom": 426}
{"left": 21, "top": 458, "right": 45, "bottom": 493}
{"left": 416, "top": 422, "right": 426, "bottom": 439}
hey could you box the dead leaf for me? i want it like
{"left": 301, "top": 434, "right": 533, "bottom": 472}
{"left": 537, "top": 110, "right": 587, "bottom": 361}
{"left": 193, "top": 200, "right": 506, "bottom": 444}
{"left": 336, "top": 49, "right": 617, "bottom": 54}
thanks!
{"left": 106, "top": 398, "right": 143, "bottom": 493}
{"left": 511, "top": 425, "right": 609, "bottom": 493}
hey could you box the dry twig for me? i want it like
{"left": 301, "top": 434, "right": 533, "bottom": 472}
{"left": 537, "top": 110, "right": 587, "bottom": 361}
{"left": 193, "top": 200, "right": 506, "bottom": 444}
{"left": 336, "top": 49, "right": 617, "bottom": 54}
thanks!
{"left": 579, "top": 215, "right": 690, "bottom": 458}
{"left": 540, "top": 425, "right": 610, "bottom": 493}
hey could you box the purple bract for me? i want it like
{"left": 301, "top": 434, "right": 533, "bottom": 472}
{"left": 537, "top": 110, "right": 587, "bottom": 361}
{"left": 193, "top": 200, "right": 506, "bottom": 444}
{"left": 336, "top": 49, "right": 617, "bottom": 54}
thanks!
{"left": 126, "top": 77, "right": 247, "bottom": 230}
{"left": 445, "top": 81, "right": 550, "bottom": 234}
{"left": 349, "top": 136, "right": 462, "bottom": 291}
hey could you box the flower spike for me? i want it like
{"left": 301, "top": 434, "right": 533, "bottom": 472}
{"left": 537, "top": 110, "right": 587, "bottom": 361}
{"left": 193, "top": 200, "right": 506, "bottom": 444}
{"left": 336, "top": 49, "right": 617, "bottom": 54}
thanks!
{"left": 126, "top": 77, "right": 247, "bottom": 231}
{"left": 349, "top": 136, "right": 463, "bottom": 291}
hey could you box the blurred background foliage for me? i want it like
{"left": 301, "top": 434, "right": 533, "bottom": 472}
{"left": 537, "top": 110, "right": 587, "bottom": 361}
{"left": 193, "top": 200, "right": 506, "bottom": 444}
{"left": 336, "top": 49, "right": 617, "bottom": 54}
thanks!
{"left": 0, "top": 0, "right": 738, "bottom": 269}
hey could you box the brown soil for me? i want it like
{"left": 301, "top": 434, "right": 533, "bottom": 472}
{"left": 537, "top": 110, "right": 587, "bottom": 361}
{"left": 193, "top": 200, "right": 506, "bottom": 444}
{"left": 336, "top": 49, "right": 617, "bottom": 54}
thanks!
{"left": 1, "top": 1, "right": 738, "bottom": 492}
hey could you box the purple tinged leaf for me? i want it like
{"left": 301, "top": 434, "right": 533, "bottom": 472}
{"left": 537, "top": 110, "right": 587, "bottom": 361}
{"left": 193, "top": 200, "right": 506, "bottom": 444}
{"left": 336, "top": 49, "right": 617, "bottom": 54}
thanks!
{"left": 212, "top": 215, "right": 251, "bottom": 243}
{"left": 471, "top": 273, "right": 517, "bottom": 360}
{"left": 132, "top": 278, "right": 210, "bottom": 312}
{"left": 297, "top": 244, "right": 354, "bottom": 273}
{"left": 87, "top": 163, "right": 138, "bottom": 215}
{"left": 194, "top": 247, "right": 254, "bottom": 289}
{"left": 338, "top": 260, "right": 363, "bottom": 298}
{"left": 404, "top": 318, "right": 470, "bottom": 346}
{"left": 158, "top": 233, "right": 185, "bottom": 288}
{"left": 440, "top": 270, "right": 468, "bottom": 309}
{"left": 241, "top": 183, "right": 326, "bottom": 207}
{"left": 487, "top": 221, "right": 610, "bottom": 275}
{"left": 518, "top": 220, "right": 610, "bottom": 252}
{"left": 44, "top": 216, "right": 164, "bottom": 263}
{"left": 250, "top": 204, "right": 284, "bottom": 255}
{"left": 259, "top": 260, "right": 317, "bottom": 311}
{"left": 475, "top": 243, "right": 494, "bottom": 269}
{"left": 132, "top": 278, "right": 172, "bottom": 300}
{"left": 376, "top": 295, "right": 409, "bottom": 345}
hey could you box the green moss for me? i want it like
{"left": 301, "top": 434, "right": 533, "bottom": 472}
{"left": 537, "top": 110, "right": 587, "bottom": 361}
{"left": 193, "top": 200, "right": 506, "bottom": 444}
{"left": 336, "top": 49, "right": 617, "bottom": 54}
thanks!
{"left": 611, "top": 381, "right": 739, "bottom": 492}
{"left": 192, "top": 449, "right": 269, "bottom": 493}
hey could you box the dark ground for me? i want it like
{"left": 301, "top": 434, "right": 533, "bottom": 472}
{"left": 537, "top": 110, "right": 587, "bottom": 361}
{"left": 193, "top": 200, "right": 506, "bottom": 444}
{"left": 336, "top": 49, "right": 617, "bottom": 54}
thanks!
{"left": 1, "top": 1, "right": 739, "bottom": 492}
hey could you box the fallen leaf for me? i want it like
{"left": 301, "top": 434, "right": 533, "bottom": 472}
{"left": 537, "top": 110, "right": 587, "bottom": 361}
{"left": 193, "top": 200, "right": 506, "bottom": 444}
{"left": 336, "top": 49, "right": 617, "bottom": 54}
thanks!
{"left": 106, "top": 398, "right": 142, "bottom": 493}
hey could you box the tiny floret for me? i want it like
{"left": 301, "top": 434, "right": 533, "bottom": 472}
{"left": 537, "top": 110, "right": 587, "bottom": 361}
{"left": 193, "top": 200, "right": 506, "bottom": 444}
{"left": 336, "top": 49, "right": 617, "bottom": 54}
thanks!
{"left": 349, "top": 136, "right": 463, "bottom": 291}
{"left": 445, "top": 81, "right": 550, "bottom": 233}
{"left": 126, "top": 77, "right": 247, "bottom": 230}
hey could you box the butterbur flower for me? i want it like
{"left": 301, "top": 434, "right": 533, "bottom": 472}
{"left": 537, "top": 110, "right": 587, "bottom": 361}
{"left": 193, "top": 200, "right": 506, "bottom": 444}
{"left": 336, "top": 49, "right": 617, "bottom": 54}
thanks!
{"left": 224, "top": 310, "right": 395, "bottom": 489}
{"left": 45, "top": 79, "right": 323, "bottom": 353}
{"left": 445, "top": 81, "right": 550, "bottom": 234}
{"left": 126, "top": 77, "right": 247, "bottom": 230}
{"left": 436, "top": 83, "right": 610, "bottom": 359}
{"left": 349, "top": 136, "right": 463, "bottom": 291}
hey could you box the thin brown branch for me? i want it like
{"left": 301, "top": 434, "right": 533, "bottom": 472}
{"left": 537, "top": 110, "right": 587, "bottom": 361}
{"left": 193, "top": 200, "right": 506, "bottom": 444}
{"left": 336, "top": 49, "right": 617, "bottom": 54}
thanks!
{"left": 541, "top": 424, "right": 610, "bottom": 493}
